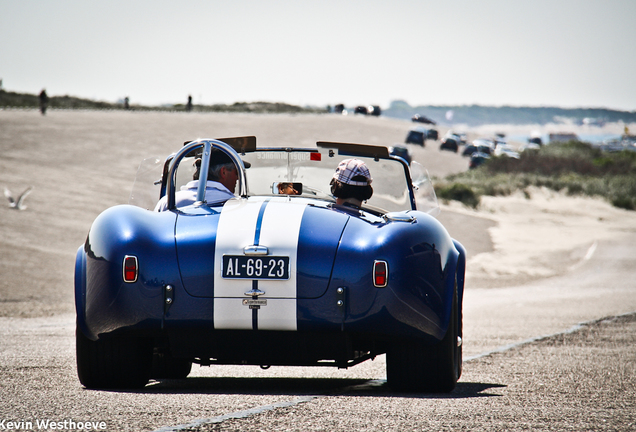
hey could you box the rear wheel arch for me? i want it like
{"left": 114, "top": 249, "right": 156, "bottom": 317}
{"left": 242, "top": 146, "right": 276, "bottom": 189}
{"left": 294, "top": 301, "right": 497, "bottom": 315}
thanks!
{"left": 386, "top": 280, "right": 462, "bottom": 393}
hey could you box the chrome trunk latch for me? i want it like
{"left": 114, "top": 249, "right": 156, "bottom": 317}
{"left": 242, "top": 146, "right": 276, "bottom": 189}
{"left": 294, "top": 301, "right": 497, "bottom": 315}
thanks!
{"left": 244, "top": 245, "right": 269, "bottom": 255}
{"left": 244, "top": 288, "right": 266, "bottom": 297}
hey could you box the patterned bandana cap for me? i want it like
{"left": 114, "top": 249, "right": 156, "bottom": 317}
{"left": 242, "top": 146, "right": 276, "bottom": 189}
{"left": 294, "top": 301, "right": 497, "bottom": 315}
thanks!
{"left": 332, "top": 159, "right": 373, "bottom": 186}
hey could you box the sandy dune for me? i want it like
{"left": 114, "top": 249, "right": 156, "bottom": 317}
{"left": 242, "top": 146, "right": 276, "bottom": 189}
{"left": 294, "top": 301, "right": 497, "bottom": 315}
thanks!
{"left": 441, "top": 187, "right": 636, "bottom": 288}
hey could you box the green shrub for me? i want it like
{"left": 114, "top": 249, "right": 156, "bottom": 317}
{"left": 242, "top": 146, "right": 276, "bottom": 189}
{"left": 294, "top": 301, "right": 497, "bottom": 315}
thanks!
{"left": 611, "top": 196, "right": 635, "bottom": 210}
{"left": 440, "top": 141, "right": 636, "bottom": 211}
{"left": 436, "top": 183, "right": 480, "bottom": 208}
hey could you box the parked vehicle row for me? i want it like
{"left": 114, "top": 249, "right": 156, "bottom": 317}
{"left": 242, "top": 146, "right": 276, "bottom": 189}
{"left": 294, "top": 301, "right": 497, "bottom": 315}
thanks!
{"left": 332, "top": 104, "right": 382, "bottom": 116}
{"left": 402, "top": 125, "right": 529, "bottom": 170}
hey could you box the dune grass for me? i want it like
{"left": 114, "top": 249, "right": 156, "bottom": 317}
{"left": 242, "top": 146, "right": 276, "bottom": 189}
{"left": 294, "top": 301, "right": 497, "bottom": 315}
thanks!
{"left": 434, "top": 141, "right": 636, "bottom": 210}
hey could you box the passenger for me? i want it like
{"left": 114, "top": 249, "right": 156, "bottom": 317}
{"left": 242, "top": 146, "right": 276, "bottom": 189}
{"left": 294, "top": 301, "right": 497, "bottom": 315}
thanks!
{"left": 330, "top": 158, "right": 373, "bottom": 208}
{"left": 155, "top": 150, "right": 250, "bottom": 211}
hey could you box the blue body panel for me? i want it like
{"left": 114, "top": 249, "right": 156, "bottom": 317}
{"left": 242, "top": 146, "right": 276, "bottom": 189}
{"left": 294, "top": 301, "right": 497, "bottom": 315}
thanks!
{"left": 78, "top": 205, "right": 179, "bottom": 339}
{"left": 174, "top": 207, "right": 221, "bottom": 298}
{"left": 76, "top": 199, "right": 464, "bottom": 361}
{"left": 319, "top": 208, "right": 458, "bottom": 340}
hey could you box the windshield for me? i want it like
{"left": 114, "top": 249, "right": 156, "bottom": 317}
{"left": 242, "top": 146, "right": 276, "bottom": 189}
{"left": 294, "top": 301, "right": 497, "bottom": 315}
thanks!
{"left": 241, "top": 147, "right": 414, "bottom": 213}
{"left": 130, "top": 142, "right": 439, "bottom": 215}
{"left": 129, "top": 157, "right": 163, "bottom": 210}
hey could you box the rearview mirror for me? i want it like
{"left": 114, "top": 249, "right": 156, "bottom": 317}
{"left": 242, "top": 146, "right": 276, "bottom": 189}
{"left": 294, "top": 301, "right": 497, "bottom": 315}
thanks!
{"left": 273, "top": 182, "right": 302, "bottom": 195}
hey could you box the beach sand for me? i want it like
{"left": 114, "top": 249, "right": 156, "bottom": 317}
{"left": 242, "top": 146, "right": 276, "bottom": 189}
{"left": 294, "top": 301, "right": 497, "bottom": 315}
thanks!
{"left": 440, "top": 187, "right": 636, "bottom": 288}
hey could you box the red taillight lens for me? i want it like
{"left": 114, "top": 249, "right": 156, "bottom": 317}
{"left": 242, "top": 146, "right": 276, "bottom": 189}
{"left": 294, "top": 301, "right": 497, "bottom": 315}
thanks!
{"left": 123, "top": 255, "right": 138, "bottom": 283}
{"left": 373, "top": 260, "right": 388, "bottom": 288}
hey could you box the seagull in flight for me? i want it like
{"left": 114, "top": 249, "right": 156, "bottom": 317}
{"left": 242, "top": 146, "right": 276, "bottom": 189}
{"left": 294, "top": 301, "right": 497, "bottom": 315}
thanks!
{"left": 4, "top": 186, "right": 33, "bottom": 210}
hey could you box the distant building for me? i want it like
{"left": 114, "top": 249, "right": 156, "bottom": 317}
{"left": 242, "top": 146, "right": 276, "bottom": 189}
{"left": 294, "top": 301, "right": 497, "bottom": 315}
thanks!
{"left": 549, "top": 133, "right": 579, "bottom": 143}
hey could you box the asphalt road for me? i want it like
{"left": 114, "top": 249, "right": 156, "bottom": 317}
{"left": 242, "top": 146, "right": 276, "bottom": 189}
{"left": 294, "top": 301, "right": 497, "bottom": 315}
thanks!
{"left": 1, "top": 110, "right": 635, "bottom": 431}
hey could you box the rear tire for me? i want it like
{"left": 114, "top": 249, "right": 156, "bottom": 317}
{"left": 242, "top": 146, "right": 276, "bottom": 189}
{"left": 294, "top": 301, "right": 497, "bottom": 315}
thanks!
{"left": 386, "top": 287, "right": 462, "bottom": 393}
{"left": 151, "top": 352, "right": 192, "bottom": 379}
{"left": 76, "top": 326, "right": 153, "bottom": 389}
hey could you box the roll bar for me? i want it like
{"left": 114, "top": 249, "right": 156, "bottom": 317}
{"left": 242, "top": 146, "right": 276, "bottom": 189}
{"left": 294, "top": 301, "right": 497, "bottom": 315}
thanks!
{"left": 165, "top": 139, "right": 248, "bottom": 210}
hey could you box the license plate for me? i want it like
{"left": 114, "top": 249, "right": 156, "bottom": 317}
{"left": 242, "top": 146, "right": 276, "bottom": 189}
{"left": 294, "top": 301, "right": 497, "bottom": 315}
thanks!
{"left": 222, "top": 255, "right": 289, "bottom": 280}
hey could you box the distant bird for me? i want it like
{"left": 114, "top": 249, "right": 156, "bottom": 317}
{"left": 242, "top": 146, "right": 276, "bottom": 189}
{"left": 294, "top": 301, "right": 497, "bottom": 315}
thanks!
{"left": 4, "top": 186, "right": 33, "bottom": 210}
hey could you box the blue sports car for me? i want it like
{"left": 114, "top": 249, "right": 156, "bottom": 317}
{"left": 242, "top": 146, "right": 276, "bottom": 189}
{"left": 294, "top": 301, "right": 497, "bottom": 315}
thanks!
{"left": 75, "top": 137, "right": 466, "bottom": 392}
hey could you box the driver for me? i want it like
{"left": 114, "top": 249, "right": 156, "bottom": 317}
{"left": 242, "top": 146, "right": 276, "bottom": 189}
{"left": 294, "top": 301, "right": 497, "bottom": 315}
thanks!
{"left": 155, "top": 150, "right": 249, "bottom": 211}
{"left": 330, "top": 158, "right": 373, "bottom": 208}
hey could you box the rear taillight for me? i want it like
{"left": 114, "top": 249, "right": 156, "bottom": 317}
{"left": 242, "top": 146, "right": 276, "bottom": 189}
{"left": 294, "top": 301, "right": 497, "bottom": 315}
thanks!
{"left": 123, "top": 255, "right": 138, "bottom": 283}
{"left": 373, "top": 260, "right": 388, "bottom": 288}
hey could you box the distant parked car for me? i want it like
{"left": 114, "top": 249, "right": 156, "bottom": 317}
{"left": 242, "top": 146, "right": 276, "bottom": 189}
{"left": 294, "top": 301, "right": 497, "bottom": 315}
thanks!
{"left": 469, "top": 152, "right": 490, "bottom": 169}
{"left": 405, "top": 128, "right": 427, "bottom": 146}
{"left": 368, "top": 105, "right": 382, "bottom": 116}
{"left": 462, "top": 144, "right": 477, "bottom": 157}
{"left": 456, "top": 133, "right": 467, "bottom": 146}
{"left": 494, "top": 144, "right": 520, "bottom": 159}
{"left": 389, "top": 145, "right": 412, "bottom": 165}
{"left": 427, "top": 129, "right": 439, "bottom": 141}
{"left": 463, "top": 139, "right": 494, "bottom": 157}
{"left": 474, "top": 138, "right": 495, "bottom": 149}
{"left": 549, "top": 133, "right": 579, "bottom": 143}
{"left": 333, "top": 104, "right": 345, "bottom": 114}
{"left": 519, "top": 142, "right": 541, "bottom": 152}
{"left": 411, "top": 114, "right": 436, "bottom": 125}
{"left": 353, "top": 105, "right": 381, "bottom": 116}
{"left": 493, "top": 138, "right": 507, "bottom": 149}
{"left": 440, "top": 137, "right": 459, "bottom": 153}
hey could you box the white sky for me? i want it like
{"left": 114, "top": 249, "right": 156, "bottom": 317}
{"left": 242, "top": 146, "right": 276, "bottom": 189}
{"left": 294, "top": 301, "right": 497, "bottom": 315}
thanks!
{"left": 1, "top": 0, "right": 635, "bottom": 110}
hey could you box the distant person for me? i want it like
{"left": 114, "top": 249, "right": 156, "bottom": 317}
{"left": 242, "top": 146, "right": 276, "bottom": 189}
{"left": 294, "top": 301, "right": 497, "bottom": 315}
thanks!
{"left": 186, "top": 95, "right": 193, "bottom": 112}
{"left": 39, "top": 89, "right": 48, "bottom": 115}
{"left": 155, "top": 150, "right": 250, "bottom": 211}
{"left": 124, "top": 97, "right": 130, "bottom": 110}
{"left": 330, "top": 158, "right": 373, "bottom": 208}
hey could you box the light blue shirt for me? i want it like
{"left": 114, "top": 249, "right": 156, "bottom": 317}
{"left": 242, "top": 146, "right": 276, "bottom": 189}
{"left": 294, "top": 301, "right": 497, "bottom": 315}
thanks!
{"left": 155, "top": 180, "right": 235, "bottom": 211}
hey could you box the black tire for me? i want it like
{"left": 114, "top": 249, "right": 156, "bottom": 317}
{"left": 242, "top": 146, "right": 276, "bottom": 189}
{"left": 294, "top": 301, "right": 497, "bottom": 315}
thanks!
{"left": 76, "top": 326, "right": 153, "bottom": 389}
{"left": 386, "top": 286, "right": 462, "bottom": 393}
{"left": 151, "top": 352, "right": 192, "bottom": 379}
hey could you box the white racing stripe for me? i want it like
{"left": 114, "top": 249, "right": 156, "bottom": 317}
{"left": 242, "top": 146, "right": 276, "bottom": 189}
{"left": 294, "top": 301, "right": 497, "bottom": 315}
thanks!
{"left": 213, "top": 197, "right": 307, "bottom": 330}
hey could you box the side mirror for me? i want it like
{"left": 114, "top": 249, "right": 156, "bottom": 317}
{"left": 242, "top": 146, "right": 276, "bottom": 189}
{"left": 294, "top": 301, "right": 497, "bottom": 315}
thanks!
{"left": 273, "top": 182, "right": 303, "bottom": 195}
{"left": 410, "top": 162, "right": 440, "bottom": 217}
{"left": 409, "top": 161, "right": 427, "bottom": 188}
